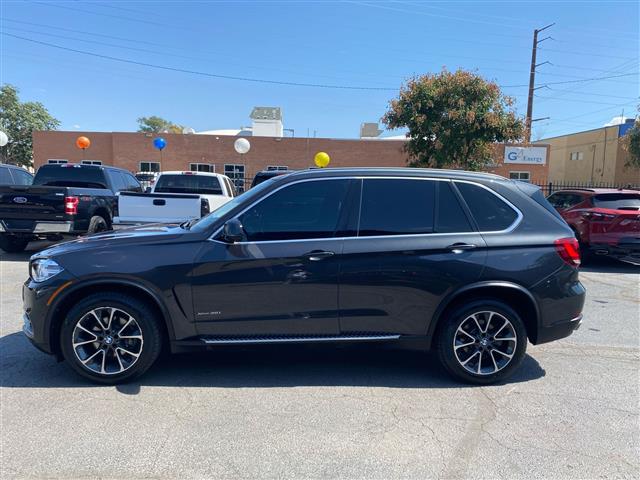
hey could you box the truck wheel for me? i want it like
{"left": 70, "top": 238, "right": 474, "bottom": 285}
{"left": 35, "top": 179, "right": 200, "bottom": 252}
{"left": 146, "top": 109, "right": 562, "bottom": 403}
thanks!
{"left": 0, "top": 235, "right": 29, "bottom": 253}
{"left": 60, "top": 292, "right": 163, "bottom": 384}
{"left": 436, "top": 300, "right": 527, "bottom": 385}
{"left": 87, "top": 215, "right": 108, "bottom": 234}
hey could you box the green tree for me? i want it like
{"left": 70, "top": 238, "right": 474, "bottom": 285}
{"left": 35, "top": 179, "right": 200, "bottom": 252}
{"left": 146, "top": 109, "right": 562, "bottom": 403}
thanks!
{"left": 0, "top": 84, "right": 60, "bottom": 168}
{"left": 137, "top": 115, "right": 183, "bottom": 134}
{"left": 621, "top": 108, "right": 640, "bottom": 168}
{"left": 382, "top": 69, "right": 524, "bottom": 170}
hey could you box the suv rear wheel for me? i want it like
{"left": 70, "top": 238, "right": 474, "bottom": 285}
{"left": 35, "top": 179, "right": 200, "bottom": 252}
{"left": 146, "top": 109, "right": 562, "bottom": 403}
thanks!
{"left": 60, "top": 293, "right": 162, "bottom": 384}
{"left": 437, "top": 300, "right": 527, "bottom": 384}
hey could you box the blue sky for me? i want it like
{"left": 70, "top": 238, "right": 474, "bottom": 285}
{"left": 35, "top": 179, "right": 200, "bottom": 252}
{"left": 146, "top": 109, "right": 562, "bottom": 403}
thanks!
{"left": 1, "top": 0, "right": 638, "bottom": 140}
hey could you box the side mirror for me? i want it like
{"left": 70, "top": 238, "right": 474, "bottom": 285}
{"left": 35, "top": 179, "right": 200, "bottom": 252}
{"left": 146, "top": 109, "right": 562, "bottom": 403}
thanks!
{"left": 145, "top": 187, "right": 152, "bottom": 193}
{"left": 222, "top": 218, "right": 244, "bottom": 243}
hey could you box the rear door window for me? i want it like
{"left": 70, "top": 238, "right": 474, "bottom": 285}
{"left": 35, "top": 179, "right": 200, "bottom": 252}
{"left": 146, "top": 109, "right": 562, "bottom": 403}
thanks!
{"left": 359, "top": 179, "right": 435, "bottom": 236}
{"left": 456, "top": 182, "right": 519, "bottom": 231}
{"left": 436, "top": 182, "right": 473, "bottom": 233}
{"left": 0, "top": 167, "right": 13, "bottom": 184}
{"left": 10, "top": 168, "right": 34, "bottom": 185}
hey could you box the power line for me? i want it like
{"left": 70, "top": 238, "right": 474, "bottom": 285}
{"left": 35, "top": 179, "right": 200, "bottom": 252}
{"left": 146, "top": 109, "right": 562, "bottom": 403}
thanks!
{"left": 3, "top": 32, "right": 637, "bottom": 92}
{"left": 534, "top": 95, "right": 639, "bottom": 107}
{"left": 1, "top": 32, "right": 399, "bottom": 91}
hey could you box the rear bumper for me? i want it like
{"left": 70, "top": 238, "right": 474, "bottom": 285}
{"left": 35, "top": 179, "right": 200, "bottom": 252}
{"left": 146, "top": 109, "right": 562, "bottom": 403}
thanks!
{"left": 536, "top": 314, "right": 582, "bottom": 344}
{"left": 0, "top": 220, "right": 73, "bottom": 235}
{"left": 589, "top": 236, "right": 640, "bottom": 262}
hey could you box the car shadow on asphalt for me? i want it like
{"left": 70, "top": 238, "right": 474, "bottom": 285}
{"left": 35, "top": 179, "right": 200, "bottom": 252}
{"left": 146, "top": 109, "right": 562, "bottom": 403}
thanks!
{"left": 0, "top": 332, "right": 546, "bottom": 392}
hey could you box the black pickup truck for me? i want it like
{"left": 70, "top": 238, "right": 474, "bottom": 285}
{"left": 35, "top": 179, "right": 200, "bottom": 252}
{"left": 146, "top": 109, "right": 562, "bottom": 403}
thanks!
{"left": 0, "top": 164, "right": 142, "bottom": 253}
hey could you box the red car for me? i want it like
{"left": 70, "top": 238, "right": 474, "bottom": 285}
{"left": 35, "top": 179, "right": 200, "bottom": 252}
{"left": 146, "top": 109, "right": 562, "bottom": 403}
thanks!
{"left": 547, "top": 188, "right": 640, "bottom": 264}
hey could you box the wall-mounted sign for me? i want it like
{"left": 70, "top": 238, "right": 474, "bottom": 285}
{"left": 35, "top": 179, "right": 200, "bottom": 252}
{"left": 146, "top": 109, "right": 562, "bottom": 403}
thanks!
{"left": 504, "top": 146, "right": 547, "bottom": 165}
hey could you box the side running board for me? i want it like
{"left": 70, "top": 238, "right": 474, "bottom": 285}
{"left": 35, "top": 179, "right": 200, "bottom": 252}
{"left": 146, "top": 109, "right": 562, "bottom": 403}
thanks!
{"left": 200, "top": 334, "right": 400, "bottom": 345}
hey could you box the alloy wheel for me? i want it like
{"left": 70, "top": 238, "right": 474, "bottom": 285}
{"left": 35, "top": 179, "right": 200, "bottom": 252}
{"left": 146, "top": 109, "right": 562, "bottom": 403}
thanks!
{"left": 453, "top": 310, "right": 517, "bottom": 376}
{"left": 72, "top": 307, "right": 144, "bottom": 375}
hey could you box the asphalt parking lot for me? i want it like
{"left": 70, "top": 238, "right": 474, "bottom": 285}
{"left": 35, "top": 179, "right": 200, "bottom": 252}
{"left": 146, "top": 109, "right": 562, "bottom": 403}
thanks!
{"left": 1, "top": 244, "right": 639, "bottom": 479}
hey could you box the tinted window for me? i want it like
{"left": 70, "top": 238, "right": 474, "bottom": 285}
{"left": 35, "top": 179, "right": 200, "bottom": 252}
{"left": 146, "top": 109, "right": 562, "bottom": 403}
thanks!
{"left": 359, "top": 179, "right": 435, "bottom": 236}
{"left": 0, "top": 167, "right": 13, "bottom": 184}
{"left": 547, "top": 193, "right": 583, "bottom": 209}
{"left": 456, "top": 182, "right": 518, "bottom": 231}
{"left": 593, "top": 193, "right": 640, "bottom": 210}
{"left": 240, "top": 179, "right": 350, "bottom": 241}
{"left": 436, "top": 182, "right": 473, "bottom": 233}
{"left": 106, "top": 170, "right": 127, "bottom": 192}
{"left": 11, "top": 168, "right": 33, "bottom": 185}
{"left": 155, "top": 174, "right": 223, "bottom": 195}
{"left": 123, "top": 173, "right": 141, "bottom": 192}
{"left": 33, "top": 165, "right": 107, "bottom": 189}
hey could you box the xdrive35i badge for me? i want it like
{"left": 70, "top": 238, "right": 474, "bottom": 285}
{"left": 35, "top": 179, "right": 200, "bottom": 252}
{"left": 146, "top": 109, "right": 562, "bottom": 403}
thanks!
{"left": 12, "top": 197, "right": 27, "bottom": 204}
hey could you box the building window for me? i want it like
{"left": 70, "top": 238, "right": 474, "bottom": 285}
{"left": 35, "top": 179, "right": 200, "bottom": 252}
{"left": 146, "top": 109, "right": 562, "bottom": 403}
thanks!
{"left": 47, "top": 159, "right": 68, "bottom": 164}
{"left": 139, "top": 162, "right": 160, "bottom": 173}
{"left": 570, "top": 151, "right": 584, "bottom": 161}
{"left": 266, "top": 165, "right": 289, "bottom": 171}
{"left": 509, "top": 171, "right": 531, "bottom": 182}
{"left": 190, "top": 163, "right": 214, "bottom": 173}
{"left": 224, "top": 164, "right": 246, "bottom": 193}
{"left": 81, "top": 160, "right": 102, "bottom": 165}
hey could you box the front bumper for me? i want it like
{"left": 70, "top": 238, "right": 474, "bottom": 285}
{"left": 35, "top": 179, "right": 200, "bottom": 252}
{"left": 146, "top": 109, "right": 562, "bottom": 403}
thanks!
{"left": 22, "top": 275, "right": 74, "bottom": 355}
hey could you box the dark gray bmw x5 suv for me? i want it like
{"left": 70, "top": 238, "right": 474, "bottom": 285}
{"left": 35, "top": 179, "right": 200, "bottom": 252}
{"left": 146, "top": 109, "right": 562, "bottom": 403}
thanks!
{"left": 23, "top": 168, "right": 585, "bottom": 384}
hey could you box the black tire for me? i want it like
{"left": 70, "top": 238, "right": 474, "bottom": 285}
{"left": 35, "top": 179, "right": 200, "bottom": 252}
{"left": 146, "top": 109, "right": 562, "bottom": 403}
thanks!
{"left": 87, "top": 215, "right": 109, "bottom": 234}
{"left": 60, "top": 292, "right": 163, "bottom": 384}
{"left": 436, "top": 300, "right": 527, "bottom": 385}
{"left": 0, "top": 234, "right": 29, "bottom": 253}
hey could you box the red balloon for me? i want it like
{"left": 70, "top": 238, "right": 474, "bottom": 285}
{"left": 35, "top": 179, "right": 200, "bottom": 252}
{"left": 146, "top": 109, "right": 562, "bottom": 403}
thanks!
{"left": 76, "top": 136, "right": 91, "bottom": 150}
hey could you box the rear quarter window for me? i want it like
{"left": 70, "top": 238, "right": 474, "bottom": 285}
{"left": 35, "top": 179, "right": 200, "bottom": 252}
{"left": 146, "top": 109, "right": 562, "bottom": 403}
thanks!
{"left": 593, "top": 193, "right": 640, "bottom": 210}
{"left": 456, "top": 182, "right": 519, "bottom": 231}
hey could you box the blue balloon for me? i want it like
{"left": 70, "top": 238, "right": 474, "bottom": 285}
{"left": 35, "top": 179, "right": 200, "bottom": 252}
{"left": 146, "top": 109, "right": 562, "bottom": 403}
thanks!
{"left": 153, "top": 137, "right": 166, "bottom": 150}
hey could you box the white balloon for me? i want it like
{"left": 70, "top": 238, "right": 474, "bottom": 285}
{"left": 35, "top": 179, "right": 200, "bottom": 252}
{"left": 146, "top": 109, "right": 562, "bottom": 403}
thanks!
{"left": 0, "top": 131, "right": 8, "bottom": 147}
{"left": 234, "top": 137, "right": 251, "bottom": 155}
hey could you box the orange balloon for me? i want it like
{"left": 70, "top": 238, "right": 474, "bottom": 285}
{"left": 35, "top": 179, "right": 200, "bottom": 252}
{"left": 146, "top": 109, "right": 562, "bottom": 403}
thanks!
{"left": 76, "top": 136, "right": 91, "bottom": 150}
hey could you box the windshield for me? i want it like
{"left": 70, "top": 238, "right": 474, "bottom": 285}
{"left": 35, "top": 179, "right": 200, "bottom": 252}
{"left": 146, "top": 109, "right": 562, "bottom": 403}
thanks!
{"left": 190, "top": 177, "right": 277, "bottom": 232}
{"left": 154, "top": 174, "right": 223, "bottom": 195}
{"left": 593, "top": 193, "right": 640, "bottom": 210}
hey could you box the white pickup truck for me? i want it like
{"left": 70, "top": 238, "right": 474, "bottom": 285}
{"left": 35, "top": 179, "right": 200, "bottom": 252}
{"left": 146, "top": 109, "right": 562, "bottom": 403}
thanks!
{"left": 114, "top": 171, "right": 235, "bottom": 227}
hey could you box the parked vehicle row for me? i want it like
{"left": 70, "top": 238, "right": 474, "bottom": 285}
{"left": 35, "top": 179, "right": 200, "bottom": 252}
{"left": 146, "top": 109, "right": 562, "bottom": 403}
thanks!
{"left": 0, "top": 164, "right": 141, "bottom": 253}
{"left": 22, "top": 168, "right": 585, "bottom": 385}
{"left": 114, "top": 171, "right": 235, "bottom": 228}
{"left": 548, "top": 188, "right": 640, "bottom": 264}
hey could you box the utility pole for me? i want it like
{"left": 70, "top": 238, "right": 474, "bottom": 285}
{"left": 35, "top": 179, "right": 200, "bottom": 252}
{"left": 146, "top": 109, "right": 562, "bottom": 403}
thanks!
{"left": 525, "top": 23, "right": 554, "bottom": 143}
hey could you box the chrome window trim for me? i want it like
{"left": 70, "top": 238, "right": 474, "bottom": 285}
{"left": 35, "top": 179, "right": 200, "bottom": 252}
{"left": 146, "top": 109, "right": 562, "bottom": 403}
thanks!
{"left": 208, "top": 175, "right": 523, "bottom": 244}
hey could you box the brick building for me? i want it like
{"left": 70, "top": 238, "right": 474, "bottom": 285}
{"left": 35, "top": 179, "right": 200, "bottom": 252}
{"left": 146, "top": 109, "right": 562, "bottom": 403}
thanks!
{"left": 32, "top": 131, "right": 549, "bottom": 191}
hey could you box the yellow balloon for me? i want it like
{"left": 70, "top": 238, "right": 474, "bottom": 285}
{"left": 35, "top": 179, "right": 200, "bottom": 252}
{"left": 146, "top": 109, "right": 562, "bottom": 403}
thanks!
{"left": 314, "top": 151, "right": 330, "bottom": 168}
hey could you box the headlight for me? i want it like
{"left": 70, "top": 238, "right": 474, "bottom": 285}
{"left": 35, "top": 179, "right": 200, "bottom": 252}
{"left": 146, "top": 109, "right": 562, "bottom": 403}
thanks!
{"left": 30, "top": 258, "right": 64, "bottom": 282}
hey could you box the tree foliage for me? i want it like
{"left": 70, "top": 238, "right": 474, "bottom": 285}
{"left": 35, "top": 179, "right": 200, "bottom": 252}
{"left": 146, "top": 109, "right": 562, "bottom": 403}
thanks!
{"left": 137, "top": 116, "right": 183, "bottom": 134}
{"left": 621, "top": 108, "right": 640, "bottom": 169}
{"left": 382, "top": 69, "right": 524, "bottom": 170}
{"left": 0, "top": 84, "right": 60, "bottom": 168}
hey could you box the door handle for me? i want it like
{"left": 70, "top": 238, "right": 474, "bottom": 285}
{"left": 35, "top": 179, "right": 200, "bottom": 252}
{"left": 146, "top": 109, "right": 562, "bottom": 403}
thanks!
{"left": 446, "top": 243, "right": 477, "bottom": 254}
{"left": 304, "top": 250, "right": 335, "bottom": 261}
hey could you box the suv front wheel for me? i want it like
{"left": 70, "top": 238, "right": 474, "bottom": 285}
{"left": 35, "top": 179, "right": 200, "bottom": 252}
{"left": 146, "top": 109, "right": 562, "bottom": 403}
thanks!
{"left": 437, "top": 300, "right": 527, "bottom": 384}
{"left": 60, "top": 293, "right": 163, "bottom": 384}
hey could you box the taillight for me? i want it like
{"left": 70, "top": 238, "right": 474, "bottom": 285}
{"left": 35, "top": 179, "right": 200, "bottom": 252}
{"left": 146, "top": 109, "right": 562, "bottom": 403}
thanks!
{"left": 64, "top": 196, "right": 79, "bottom": 215}
{"left": 554, "top": 237, "right": 581, "bottom": 268}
